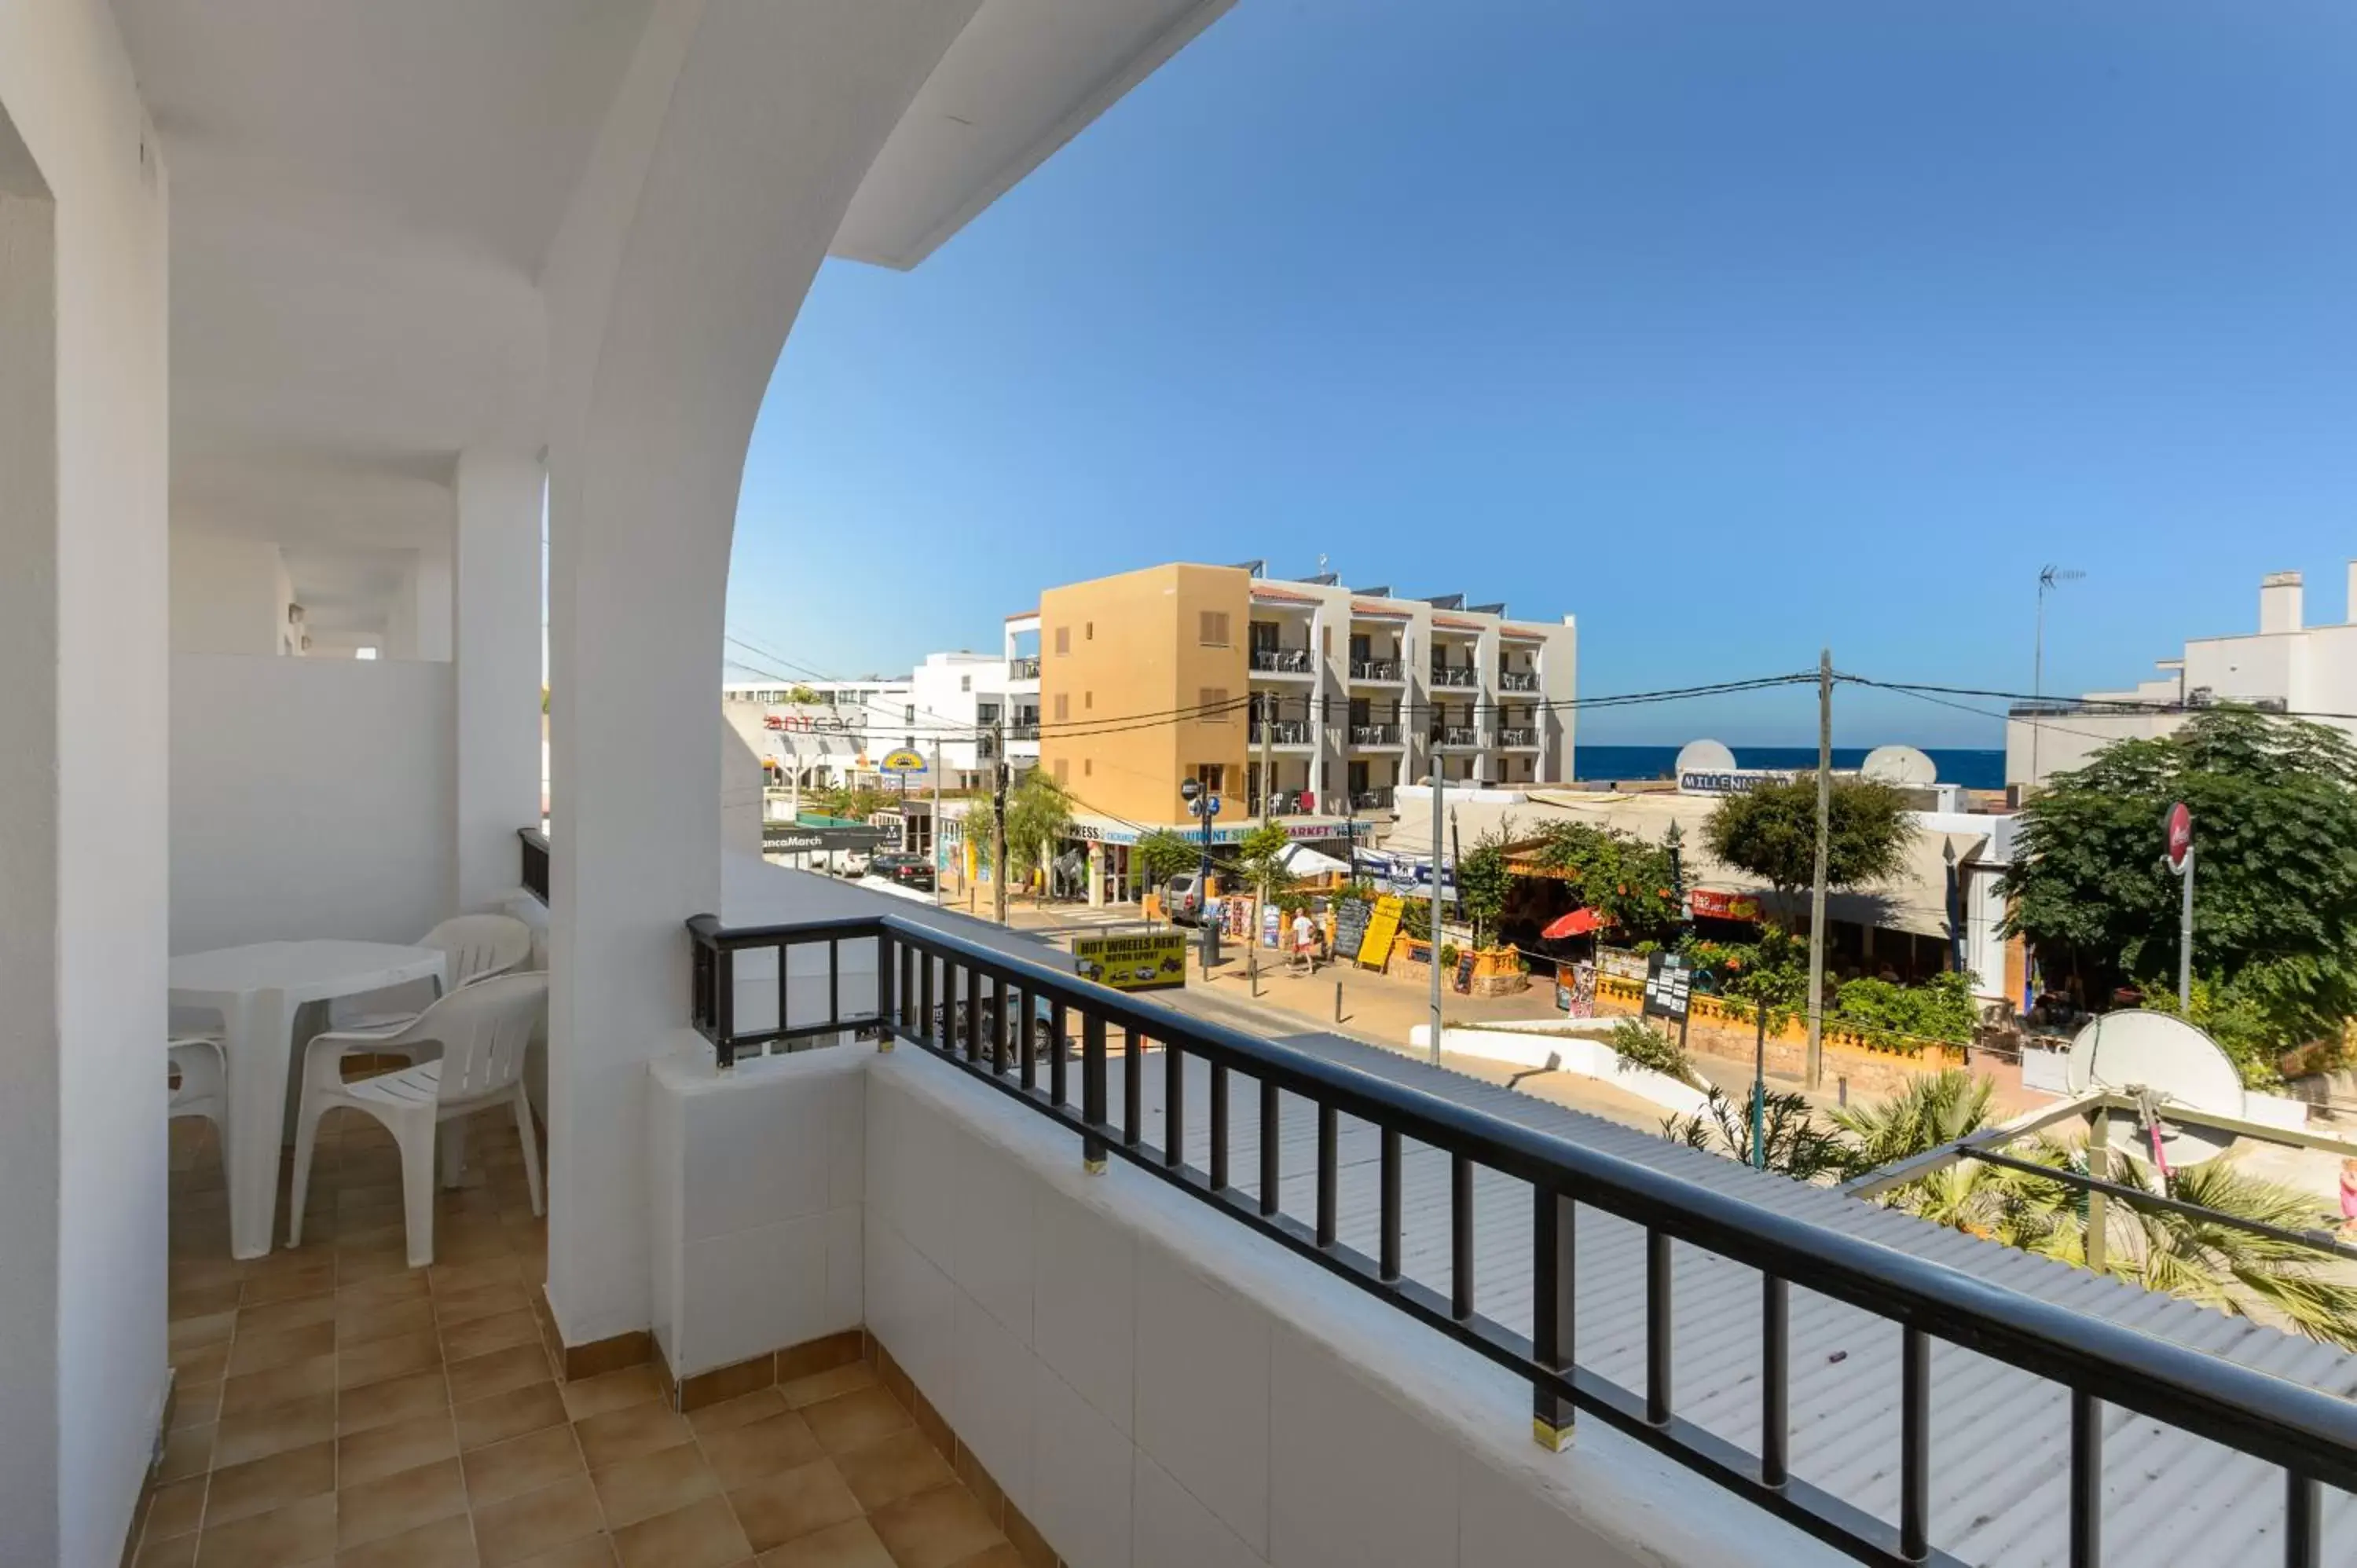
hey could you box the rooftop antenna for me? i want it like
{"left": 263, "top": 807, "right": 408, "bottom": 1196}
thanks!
{"left": 2032, "top": 566, "right": 2084, "bottom": 786}
{"left": 2064, "top": 1009, "right": 2244, "bottom": 1173}
{"left": 1860, "top": 744, "right": 1937, "bottom": 788}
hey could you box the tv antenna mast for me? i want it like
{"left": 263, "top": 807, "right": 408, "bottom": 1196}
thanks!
{"left": 2031, "top": 566, "right": 2084, "bottom": 785}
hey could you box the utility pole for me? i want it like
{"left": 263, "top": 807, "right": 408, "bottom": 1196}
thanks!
{"left": 992, "top": 719, "right": 1009, "bottom": 925}
{"left": 931, "top": 738, "right": 943, "bottom": 909}
{"left": 1805, "top": 649, "right": 1831, "bottom": 1090}
{"left": 1429, "top": 764, "right": 1445, "bottom": 1066}
{"left": 1252, "top": 694, "right": 1274, "bottom": 987}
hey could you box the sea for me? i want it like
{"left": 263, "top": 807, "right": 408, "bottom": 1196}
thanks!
{"left": 1572, "top": 746, "right": 2006, "bottom": 792}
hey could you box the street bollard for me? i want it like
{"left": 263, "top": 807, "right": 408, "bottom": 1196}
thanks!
{"left": 1335, "top": 980, "right": 1343, "bottom": 1022}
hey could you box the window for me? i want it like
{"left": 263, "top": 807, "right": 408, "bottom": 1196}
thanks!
{"left": 1086, "top": 691, "right": 1094, "bottom": 710}
{"left": 1200, "top": 687, "right": 1229, "bottom": 722}
{"left": 978, "top": 702, "right": 999, "bottom": 724}
{"left": 1086, "top": 621, "right": 1094, "bottom": 640}
{"left": 960, "top": 675, "right": 971, "bottom": 692}
{"left": 1054, "top": 626, "right": 1069, "bottom": 655}
{"left": 904, "top": 735, "right": 915, "bottom": 751}
{"left": 904, "top": 704, "right": 915, "bottom": 723}
{"left": 1084, "top": 758, "right": 1094, "bottom": 776}
{"left": 1249, "top": 621, "right": 1278, "bottom": 652}
{"left": 1054, "top": 759, "right": 1069, "bottom": 785}
{"left": 1193, "top": 764, "right": 1226, "bottom": 794}
{"left": 1054, "top": 694, "right": 1069, "bottom": 722}
{"left": 1199, "top": 610, "right": 1230, "bottom": 647}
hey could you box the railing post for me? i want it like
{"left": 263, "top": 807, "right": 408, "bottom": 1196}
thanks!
{"left": 714, "top": 946, "right": 737, "bottom": 1073}
{"left": 919, "top": 951, "right": 934, "bottom": 1051}
{"left": 1531, "top": 1184, "right": 1574, "bottom": 1451}
{"left": 876, "top": 934, "right": 896, "bottom": 1052}
{"left": 1081, "top": 1011, "right": 1108, "bottom": 1173}
{"left": 1761, "top": 1274, "right": 1789, "bottom": 1489}
{"left": 1124, "top": 1027, "right": 1143, "bottom": 1149}
{"left": 1050, "top": 1000, "right": 1069, "bottom": 1108}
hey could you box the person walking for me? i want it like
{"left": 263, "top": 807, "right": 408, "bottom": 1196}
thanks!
{"left": 1290, "top": 906, "right": 1318, "bottom": 975}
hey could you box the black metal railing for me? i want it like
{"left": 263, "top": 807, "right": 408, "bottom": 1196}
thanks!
{"left": 1009, "top": 656, "right": 1041, "bottom": 680}
{"left": 1248, "top": 719, "right": 1311, "bottom": 746}
{"left": 1008, "top": 723, "right": 1040, "bottom": 742}
{"left": 1349, "top": 723, "right": 1402, "bottom": 746}
{"left": 1500, "top": 669, "right": 1540, "bottom": 692}
{"left": 681, "top": 907, "right": 2357, "bottom": 1568}
{"left": 1349, "top": 657, "right": 1403, "bottom": 682}
{"left": 1431, "top": 665, "right": 1479, "bottom": 688}
{"left": 1497, "top": 727, "right": 1539, "bottom": 747}
{"left": 1352, "top": 786, "right": 1395, "bottom": 810}
{"left": 1431, "top": 725, "right": 1484, "bottom": 748}
{"left": 1249, "top": 647, "right": 1315, "bottom": 675}
{"left": 519, "top": 826, "right": 549, "bottom": 903}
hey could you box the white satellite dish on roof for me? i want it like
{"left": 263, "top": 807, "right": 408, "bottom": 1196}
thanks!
{"left": 1674, "top": 739, "right": 1736, "bottom": 779}
{"left": 2064, "top": 1010, "right": 2245, "bottom": 1167}
{"left": 1861, "top": 744, "right": 1937, "bottom": 787}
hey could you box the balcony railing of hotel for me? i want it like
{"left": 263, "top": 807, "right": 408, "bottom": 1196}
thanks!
{"left": 683, "top": 907, "right": 2357, "bottom": 1568}
{"left": 1497, "top": 727, "right": 1539, "bottom": 747}
{"left": 1249, "top": 647, "right": 1316, "bottom": 675}
{"left": 1432, "top": 724, "right": 1485, "bottom": 747}
{"left": 518, "top": 826, "right": 549, "bottom": 903}
{"left": 1349, "top": 656, "right": 1403, "bottom": 682}
{"left": 1007, "top": 723, "right": 1040, "bottom": 741}
{"left": 1350, "top": 723, "right": 1403, "bottom": 746}
{"left": 1431, "top": 665, "right": 1479, "bottom": 688}
{"left": 1500, "top": 669, "right": 1540, "bottom": 692}
{"left": 1351, "top": 786, "right": 1395, "bottom": 810}
{"left": 1008, "top": 655, "right": 1041, "bottom": 680}
{"left": 1247, "top": 789, "right": 1315, "bottom": 817}
{"left": 1248, "top": 719, "right": 1312, "bottom": 746}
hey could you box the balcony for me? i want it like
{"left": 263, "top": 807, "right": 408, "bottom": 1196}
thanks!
{"left": 1007, "top": 722, "right": 1040, "bottom": 742}
{"left": 1497, "top": 726, "right": 1540, "bottom": 748}
{"left": 1431, "top": 665, "right": 1479, "bottom": 689}
{"left": 1500, "top": 669, "right": 1539, "bottom": 693}
{"left": 1248, "top": 718, "right": 1313, "bottom": 747}
{"left": 1008, "top": 655, "right": 1042, "bottom": 681}
{"left": 1248, "top": 789, "right": 1318, "bottom": 816}
{"left": 1248, "top": 647, "right": 1316, "bottom": 677}
{"left": 1349, "top": 723, "right": 1404, "bottom": 748}
{"left": 1349, "top": 656, "right": 1405, "bottom": 683}
{"left": 672, "top": 901, "right": 2357, "bottom": 1568}
{"left": 1432, "top": 724, "right": 1485, "bottom": 748}
{"left": 1351, "top": 785, "right": 1396, "bottom": 810}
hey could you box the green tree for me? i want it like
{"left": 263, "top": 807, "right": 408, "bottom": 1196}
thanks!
{"left": 1456, "top": 826, "right": 1515, "bottom": 949}
{"left": 1132, "top": 830, "right": 1198, "bottom": 893}
{"left": 785, "top": 683, "right": 821, "bottom": 705}
{"left": 1527, "top": 822, "right": 1680, "bottom": 942}
{"left": 1702, "top": 778, "right": 1913, "bottom": 929}
{"left": 2000, "top": 707, "right": 2357, "bottom": 1071}
{"left": 1663, "top": 1086, "right": 1846, "bottom": 1180}
{"left": 963, "top": 770, "right": 1075, "bottom": 886}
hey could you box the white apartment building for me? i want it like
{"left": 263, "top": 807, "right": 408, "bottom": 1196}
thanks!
{"left": 907, "top": 649, "right": 1019, "bottom": 789}
{"left": 2007, "top": 566, "right": 2357, "bottom": 788}
{"left": 724, "top": 649, "right": 1013, "bottom": 793}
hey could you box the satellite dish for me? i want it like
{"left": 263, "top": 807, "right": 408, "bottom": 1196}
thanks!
{"left": 1674, "top": 739, "right": 1736, "bottom": 779}
{"left": 1862, "top": 744, "right": 1937, "bottom": 787}
{"left": 2065, "top": 1011, "right": 2245, "bottom": 1167}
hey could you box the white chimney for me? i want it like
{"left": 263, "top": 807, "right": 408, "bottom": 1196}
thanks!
{"left": 2259, "top": 570, "right": 2303, "bottom": 635}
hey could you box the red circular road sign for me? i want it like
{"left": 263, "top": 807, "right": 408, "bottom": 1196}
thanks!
{"left": 2164, "top": 800, "right": 2192, "bottom": 873}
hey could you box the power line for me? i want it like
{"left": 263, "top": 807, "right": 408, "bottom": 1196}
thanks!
{"left": 1846, "top": 675, "right": 2357, "bottom": 727}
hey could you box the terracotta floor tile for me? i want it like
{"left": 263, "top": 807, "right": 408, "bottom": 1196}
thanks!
{"left": 573, "top": 1399, "right": 693, "bottom": 1471}
{"left": 335, "top": 1511, "right": 480, "bottom": 1568}
{"left": 206, "top": 1438, "right": 336, "bottom": 1527}
{"left": 339, "top": 1271, "right": 434, "bottom": 1310}
{"left": 726, "top": 1459, "right": 864, "bottom": 1554}
{"left": 610, "top": 1495, "right": 750, "bottom": 1568}
{"left": 448, "top": 1343, "right": 554, "bottom": 1406}
{"left": 338, "top": 1456, "right": 469, "bottom": 1551}
{"left": 556, "top": 1366, "right": 662, "bottom": 1424}
{"left": 501, "top": 1539, "right": 617, "bottom": 1568}
{"left": 464, "top": 1423, "right": 586, "bottom": 1508}
{"left": 433, "top": 1280, "right": 532, "bottom": 1329}
{"left": 864, "top": 1486, "right": 1004, "bottom": 1568}
{"left": 174, "top": 1342, "right": 231, "bottom": 1387}
{"left": 214, "top": 1393, "right": 338, "bottom": 1469}
{"left": 172, "top": 1381, "right": 225, "bottom": 1432}
{"left": 192, "top": 1491, "right": 337, "bottom": 1568}
{"left": 591, "top": 1442, "right": 721, "bottom": 1530}
{"left": 339, "top": 1410, "right": 460, "bottom": 1487}
{"left": 134, "top": 1532, "right": 199, "bottom": 1568}
{"left": 700, "top": 1412, "right": 824, "bottom": 1492}
{"left": 342, "top": 1296, "right": 438, "bottom": 1347}
{"left": 170, "top": 1310, "right": 239, "bottom": 1355}
{"left": 798, "top": 1388, "right": 911, "bottom": 1456}
{"left": 942, "top": 1547, "right": 1025, "bottom": 1568}
{"left": 755, "top": 1518, "right": 896, "bottom": 1568}
{"left": 229, "top": 1317, "right": 338, "bottom": 1378}
{"left": 455, "top": 1382, "right": 571, "bottom": 1452}
{"left": 443, "top": 1307, "right": 541, "bottom": 1363}
{"left": 778, "top": 1365, "right": 874, "bottom": 1411}
{"left": 157, "top": 1422, "right": 216, "bottom": 1484}
{"left": 830, "top": 1431, "right": 953, "bottom": 1515}
{"left": 239, "top": 1294, "right": 340, "bottom": 1337}
{"left": 687, "top": 1388, "right": 788, "bottom": 1438}
{"left": 430, "top": 1256, "right": 522, "bottom": 1296}
{"left": 339, "top": 1244, "right": 417, "bottom": 1285}
{"left": 241, "top": 1258, "right": 339, "bottom": 1307}
{"left": 473, "top": 1476, "right": 606, "bottom": 1567}
{"left": 341, "top": 1370, "right": 453, "bottom": 1436}
{"left": 144, "top": 1475, "right": 209, "bottom": 1542}
{"left": 342, "top": 1328, "right": 445, "bottom": 1390}
{"left": 221, "top": 1354, "right": 339, "bottom": 1418}
{"left": 170, "top": 1283, "right": 245, "bottom": 1321}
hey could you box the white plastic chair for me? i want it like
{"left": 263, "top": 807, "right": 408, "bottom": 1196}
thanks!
{"left": 288, "top": 973, "right": 547, "bottom": 1266}
{"left": 167, "top": 1037, "right": 227, "bottom": 1144}
{"left": 332, "top": 913, "right": 536, "bottom": 1035}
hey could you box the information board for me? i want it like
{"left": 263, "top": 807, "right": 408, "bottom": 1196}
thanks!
{"left": 1332, "top": 896, "right": 1373, "bottom": 962}
{"left": 1597, "top": 947, "right": 1649, "bottom": 984}
{"left": 1358, "top": 895, "right": 1406, "bottom": 971}
{"left": 1555, "top": 962, "right": 1597, "bottom": 1017}
{"left": 1072, "top": 932, "right": 1189, "bottom": 993}
{"left": 1453, "top": 950, "right": 1476, "bottom": 994}
{"left": 1643, "top": 952, "right": 1691, "bottom": 1020}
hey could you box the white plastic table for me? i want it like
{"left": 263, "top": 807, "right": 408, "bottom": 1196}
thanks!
{"left": 170, "top": 940, "right": 449, "bottom": 1258}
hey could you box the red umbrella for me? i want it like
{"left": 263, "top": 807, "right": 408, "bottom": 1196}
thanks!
{"left": 1541, "top": 907, "right": 1604, "bottom": 940}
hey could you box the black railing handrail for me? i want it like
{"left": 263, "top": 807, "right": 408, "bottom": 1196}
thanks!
{"left": 684, "top": 907, "right": 2357, "bottom": 1563}
{"left": 518, "top": 826, "right": 550, "bottom": 904}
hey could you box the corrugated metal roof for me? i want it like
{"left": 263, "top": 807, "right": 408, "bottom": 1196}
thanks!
{"left": 1099, "top": 1032, "right": 2357, "bottom": 1566}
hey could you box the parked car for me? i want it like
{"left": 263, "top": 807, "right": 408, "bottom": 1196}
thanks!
{"left": 1163, "top": 870, "right": 1205, "bottom": 925}
{"left": 836, "top": 847, "right": 874, "bottom": 878}
{"left": 868, "top": 852, "right": 934, "bottom": 892}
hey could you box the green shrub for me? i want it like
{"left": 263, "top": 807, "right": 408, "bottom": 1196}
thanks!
{"left": 1831, "top": 971, "right": 1978, "bottom": 1053}
{"left": 1607, "top": 1017, "right": 1699, "bottom": 1087}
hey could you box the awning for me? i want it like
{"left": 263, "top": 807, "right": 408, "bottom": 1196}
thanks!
{"left": 1277, "top": 842, "right": 1352, "bottom": 878}
{"left": 1541, "top": 907, "right": 1604, "bottom": 940}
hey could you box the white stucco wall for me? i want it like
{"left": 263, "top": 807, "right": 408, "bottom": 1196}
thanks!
{"left": 170, "top": 528, "right": 288, "bottom": 655}
{"left": 170, "top": 653, "right": 456, "bottom": 954}
{"left": 0, "top": 3, "right": 171, "bottom": 1560}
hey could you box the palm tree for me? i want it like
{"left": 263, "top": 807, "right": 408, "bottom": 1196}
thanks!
{"left": 1826, "top": 1072, "right": 2357, "bottom": 1350}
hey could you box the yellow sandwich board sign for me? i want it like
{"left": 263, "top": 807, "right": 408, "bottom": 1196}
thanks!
{"left": 1072, "top": 932, "right": 1188, "bottom": 992}
{"left": 1357, "top": 895, "right": 1406, "bottom": 971}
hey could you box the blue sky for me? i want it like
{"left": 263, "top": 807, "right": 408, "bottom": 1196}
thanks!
{"left": 728, "top": 0, "right": 2357, "bottom": 746}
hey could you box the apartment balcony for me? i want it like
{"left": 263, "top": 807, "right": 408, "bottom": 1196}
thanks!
{"left": 1497, "top": 726, "right": 1541, "bottom": 748}
{"left": 1248, "top": 647, "right": 1317, "bottom": 678}
{"left": 1248, "top": 789, "right": 1318, "bottom": 817}
{"left": 1432, "top": 724, "right": 1486, "bottom": 749}
{"left": 1248, "top": 718, "right": 1314, "bottom": 749}
{"left": 1431, "top": 665, "right": 1480, "bottom": 689}
{"left": 1349, "top": 723, "right": 1405, "bottom": 748}
{"left": 1008, "top": 655, "right": 1042, "bottom": 682}
{"left": 1351, "top": 785, "right": 1396, "bottom": 811}
{"left": 1500, "top": 669, "right": 1540, "bottom": 693}
{"left": 1347, "top": 657, "right": 1405, "bottom": 684}
{"left": 1007, "top": 722, "right": 1041, "bottom": 742}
